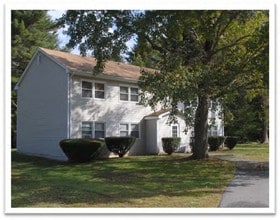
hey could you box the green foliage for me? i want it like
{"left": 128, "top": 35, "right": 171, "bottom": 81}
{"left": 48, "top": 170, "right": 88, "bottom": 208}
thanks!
{"left": 225, "top": 136, "right": 239, "bottom": 150}
{"left": 161, "top": 137, "right": 181, "bottom": 155}
{"left": 61, "top": 10, "right": 269, "bottom": 159}
{"left": 208, "top": 136, "right": 226, "bottom": 151}
{"left": 59, "top": 138, "right": 105, "bottom": 162}
{"left": 105, "top": 136, "right": 136, "bottom": 157}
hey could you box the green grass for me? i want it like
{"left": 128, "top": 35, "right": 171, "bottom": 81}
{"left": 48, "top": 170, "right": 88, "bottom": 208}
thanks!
{"left": 209, "top": 143, "right": 269, "bottom": 161}
{"left": 12, "top": 150, "right": 235, "bottom": 208}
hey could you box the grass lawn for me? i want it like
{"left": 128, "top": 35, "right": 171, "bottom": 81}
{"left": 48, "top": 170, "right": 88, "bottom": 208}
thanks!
{"left": 209, "top": 143, "right": 269, "bottom": 162}
{"left": 12, "top": 150, "right": 235, "bottom": 208}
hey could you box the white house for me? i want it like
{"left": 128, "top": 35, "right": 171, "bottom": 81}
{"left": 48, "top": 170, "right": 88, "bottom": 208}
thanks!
{"left": 15, "top": 47, "right": 224, "bottom": 161}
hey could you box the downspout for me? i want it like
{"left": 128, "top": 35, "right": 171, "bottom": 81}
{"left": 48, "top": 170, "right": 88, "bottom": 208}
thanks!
{"left": 66, "top": 69, "right": 73, "bottom": 138}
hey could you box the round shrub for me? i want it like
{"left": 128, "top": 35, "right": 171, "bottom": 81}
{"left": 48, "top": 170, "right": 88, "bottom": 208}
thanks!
{"left": 162, "top": 137, "right": 181, "bottom": 155}
{"left": 105, "top": 136, "right": 136, "bottom": 157}
{"left": 208, "top": 136, "right": 226, "bottom": 151}
{"left": 225, "top": 136, "right": 239, "bottom": 150}
{"left": 59, "top": 138, "right": 105, "bottom": 162}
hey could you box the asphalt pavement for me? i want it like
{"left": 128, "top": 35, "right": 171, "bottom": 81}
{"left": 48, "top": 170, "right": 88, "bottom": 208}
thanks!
{"left": 216, "top": 156, "right": 269, "bottom": 208}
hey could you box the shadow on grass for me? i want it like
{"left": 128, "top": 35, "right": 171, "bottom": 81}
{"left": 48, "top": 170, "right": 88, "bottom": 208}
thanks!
{"left": 12, "top": 151, "right": 235, "bottom": 208}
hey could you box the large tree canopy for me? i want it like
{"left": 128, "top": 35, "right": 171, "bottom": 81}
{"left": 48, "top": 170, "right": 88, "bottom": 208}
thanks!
{"left": 61, "top": 10, "right": 269, "bottom": 159}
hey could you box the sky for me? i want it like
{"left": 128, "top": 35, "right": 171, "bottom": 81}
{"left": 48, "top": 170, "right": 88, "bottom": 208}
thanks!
{"left": 47, "top": 10, "right": 79, "bottom": 54}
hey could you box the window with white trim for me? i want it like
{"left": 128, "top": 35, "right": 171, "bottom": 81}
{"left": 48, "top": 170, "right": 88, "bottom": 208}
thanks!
{"left": 120, "top": 86, "right": 139, "bottom": 102}
{"left": 208, "top": 125, "right": 218, "bottom": 136}
{"left": 120, "top": 123, "right": 129, "bottom": 136}
{"left": 95, "top": 122, "right": 105, "bottom": 138}
{"left": 172, "top": 125, "right": 178, "bottom": 137}
{"left": 82, "top": 122, "right": 93, "bottom": 138}
{"left": 130, "top": 87, "right": 139, "bottom": 102}
{"left": 131, "top": 124, "right": 140, "bottom": 138}
{"left": 81, "top": 122, "right": 106, "bottom": 138}
{"left": 120, "top": 86, "right": 129, "bottom": 101}
{"left": 95, "top": 83, "right": 105, "bottom": 99}
{"left": 119, "top": 123, "right": 140, "bottom": 138}
{"left": 82, "top": 81, "right": 93, "bottom": 98}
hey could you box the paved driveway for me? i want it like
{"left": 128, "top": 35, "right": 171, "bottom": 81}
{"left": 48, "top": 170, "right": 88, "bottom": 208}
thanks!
{"left": 219, "top": 169, "right": 269, "bottom": 207}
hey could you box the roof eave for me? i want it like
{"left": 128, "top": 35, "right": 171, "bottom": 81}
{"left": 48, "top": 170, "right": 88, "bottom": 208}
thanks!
{"left": 70, "top": 70, "right": 139, "bottom": 84}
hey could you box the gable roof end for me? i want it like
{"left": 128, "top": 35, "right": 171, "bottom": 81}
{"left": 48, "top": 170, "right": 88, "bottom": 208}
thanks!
{"left": 14, "top": 48, "right": 69, "bottom": 90}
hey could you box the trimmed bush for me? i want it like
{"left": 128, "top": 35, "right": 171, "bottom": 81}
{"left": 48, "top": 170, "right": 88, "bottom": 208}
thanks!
{"left": 105, "top": 136, "right": 136, "bottom": 157}
{"left": 208, "top": 136, "right": 226, "bottom": 151}
{"left": 162, "top": 137, "right": 181, "bottom": 155}
{"left": 59, "top": 138, "right": 105, "bottom": 162}
{"left": 225, "top": 136, "right": 239, "bottom": 150}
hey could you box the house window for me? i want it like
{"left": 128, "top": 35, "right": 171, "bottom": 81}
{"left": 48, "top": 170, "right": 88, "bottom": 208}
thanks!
{"left": 131, "top": 124, "right": 139, "bottom": 138}
{"left": 172, "top": 125, "right": 178, "bottom": 137}
{"left": 82, "top": 122, "right": 93, "bottom": 138}
{"left": 120, "top": 86, "right": 139, "bottom": 102}
{"left": 82, "top": 81, "right": 93, "bottom": 98}
{"left": 95, "top": 122, "right": 105, "bottom": 138}
{"left": 120, "top": 86, "right": 129, "bottom": 101}
{"left": 130, "top": 87, "right": 139, "bottom": 102}
{"left": 120, "top": 123, "right": 129, "bottom": 136}
{"left": 95, "top": 83, "right": 105, "bottom": 99}
{"left": 208, "top": 126, "right": 218, "bottom": 136}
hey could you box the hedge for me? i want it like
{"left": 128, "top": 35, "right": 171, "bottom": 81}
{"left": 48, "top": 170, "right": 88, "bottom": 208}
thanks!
{"left": 162, "top": 137, "right": 181, "bottom": 155}
{"left": 208, "top": 136, "right": 226, "bottom": 151}
{"left": 225, "top": 136, "right": 239, "bottom": 150}
{"left": 105, "top": 136, "right": 136, "bottom": 157}
{"left": 59, "top": 138, "right": 105, "bottom": 162}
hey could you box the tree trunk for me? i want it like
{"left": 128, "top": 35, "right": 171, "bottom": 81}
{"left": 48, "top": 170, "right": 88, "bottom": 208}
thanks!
{"left": 261, "top": 93, "right": 269, "bottom": 144}
{"left": 191, "top": 95, "right": 210, "bottom": 159}
{"left": 261, "top": 123, "right": 269, "bottom": 144}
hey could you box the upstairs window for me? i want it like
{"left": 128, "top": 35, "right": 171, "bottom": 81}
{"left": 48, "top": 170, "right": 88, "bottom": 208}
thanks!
{"left": 120, "top": 86, "right": 139, "bottom": 102}
{"left": 95, "top": 83, "right": 105, "bottom": 99}
{"left": 82, "top": 81, "right": 92, "bottom": 98}
{"left": 120, "top": 86, "right": 129, "bottom": 101}
{"left": 130, "top": 87, "right": 139, "bottom": 102}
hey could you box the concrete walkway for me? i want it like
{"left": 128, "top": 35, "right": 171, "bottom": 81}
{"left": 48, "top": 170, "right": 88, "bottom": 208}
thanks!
{"left": 215, "top": 156, "right": 269, "bottom": 208}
